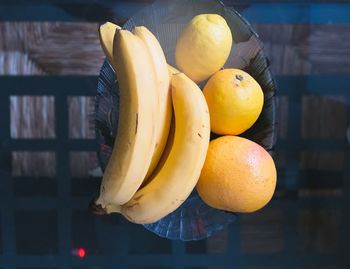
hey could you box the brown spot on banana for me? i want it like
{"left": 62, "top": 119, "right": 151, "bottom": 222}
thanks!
{"left": 125, "top": 202, "right": 139, "bottom": 210}
{"left": 198, "top": 133, "right": 202, "bottom": 138}
{"left": 135, "top": 113, "right": 138, "bottom": 134}
{"left": 133, "top": 194, "right": 144, "bottom": 201}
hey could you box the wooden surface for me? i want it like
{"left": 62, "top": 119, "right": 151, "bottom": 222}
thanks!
{"left": 301, "top": 96, "right": 347, "bottom": 139}
{"left": 10, "top": 96, "right": 55, "bottom": 138}
{"left": 0, "top": 22, "right": 104, "bottom": 75}
{"left": 240, "top": 209, "right": 284, "bottom": 254}
{"left": 253, "top": 24, "right": 350, "bottom": 75}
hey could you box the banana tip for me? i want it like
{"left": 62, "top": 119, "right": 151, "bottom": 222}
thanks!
{"left": 89, "top": 198, "right": 108, "bottom": 215}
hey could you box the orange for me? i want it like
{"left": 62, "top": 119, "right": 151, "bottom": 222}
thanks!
{"left": 203, "top": 68, "right": 263, "bottom": 135}
{"left": 197, "top": 136, "right": 276, "bottom": 213}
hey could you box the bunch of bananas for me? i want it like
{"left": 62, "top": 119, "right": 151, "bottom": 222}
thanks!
{"left": 93, "top": 22, "right": 211, "bottom": 224}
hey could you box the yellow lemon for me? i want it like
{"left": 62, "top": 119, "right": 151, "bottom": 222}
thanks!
{"left": 203, "top": 68, "right": 263, "bottom": 135}
{"left": 175, "top": 14, "right": 232, "bottom": 83}
{"left": 197, "top": 136, "right": 277, "bottom": 213}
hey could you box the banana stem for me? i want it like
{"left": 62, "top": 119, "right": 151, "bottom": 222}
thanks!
{"left": 106, "top": 204, "right": 122, "bottom": 214}
{"left": 89, "top": 198, "right": 108, "bottom": 215}
{"left": 90, "top": 198, "right": 122, "bottom": 215}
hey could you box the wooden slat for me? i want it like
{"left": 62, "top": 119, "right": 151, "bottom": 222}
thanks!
{"left": 308, "top": 25, "right": 350, "bottom": 73}
{"left": 206, "top": 229, "right": 229, "bottom": 254}
{"left": 253, "top": 24, "right": 350, "bottom": 75}
{"left": 275, "top": 151, "right": 287, "bottom": 169}
{"left": 240, "top": 208, "right": 285, "bottom": 254}
{"left": 251, "top": 24, "right": 311, "bottom": 75}
{"left": 67, "top": 96, "right": 95, "bottom": 139}
{"left": 298, "top": 208, "right": 342, "bottom": 254}
{"left": 0, "top": 22, "right": 104, "bottom": 75}
{"left": 301, "top": 152, "right": 345, "bottom": 171}
{"left": 10, "top": 96, "right": 55, "bottom": 138}
{"left": 298, "top": 189, "right": 343, "bottom": 198}
{"left": 301, "top": 96, "right": 347, "bottom": 139}
{"left": 0, "top": 51, "right": 45, "bottom": 74}
{"left": 277, "top": 96, "right": 288, "bottom": 139}
{"left": 12, "top": 151, "right": 56, "bottom": 178}
{"left": 69, "top": 151, "right": 99, "bottom": 178}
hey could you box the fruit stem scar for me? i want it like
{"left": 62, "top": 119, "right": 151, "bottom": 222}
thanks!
{"left": 89, "top": 198, "right": 107, "bottom": 215}
{"left": 135, "top": 113, "right": 138, "bottom": 134}
{"left": 235, "top": 74, "right": 243, "bottom": 81}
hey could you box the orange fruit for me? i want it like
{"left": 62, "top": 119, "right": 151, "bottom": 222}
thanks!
{"left": 203, "top": 68, "right": 264, "bottom": 135}
{"left": 197, "top": 136, "right": 276, "bottom": 213}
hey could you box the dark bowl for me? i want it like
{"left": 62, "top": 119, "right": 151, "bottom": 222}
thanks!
{"left": 95, "top": 0, "right": 277, "bottom": 241}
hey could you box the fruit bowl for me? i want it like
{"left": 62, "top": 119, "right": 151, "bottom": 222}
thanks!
{"left": 95, "top": 0, "right": 277, "bottom": 241}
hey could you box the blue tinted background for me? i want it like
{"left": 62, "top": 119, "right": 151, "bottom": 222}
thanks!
{"left": 0, "top": 0, "right": 349, "bottom": 269}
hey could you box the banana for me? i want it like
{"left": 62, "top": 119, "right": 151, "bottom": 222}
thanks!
{"left": 133, "top": 26, "right": 172, "bottom": 179}
{"left": 108, "top": 72, "right": 211, "bottom": 224}
{"left": 140, "top": 115, "right": 175, "bottom": 188}
{"left": 99, "top": 22, "right": 121, "bottom": 68}
{"left": 167, "top": 64, "right": 180, "bottom": 76}
{"left": 95, "top": 29, "right": 158, "bottom": 207}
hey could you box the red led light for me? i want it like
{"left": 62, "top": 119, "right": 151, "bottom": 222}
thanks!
{"left": 77, "top": 248, "right": 86, "bottom": 258}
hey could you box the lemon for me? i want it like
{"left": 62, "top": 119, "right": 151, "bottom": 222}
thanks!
{"left": 175, "top": 14, "right": 232, "bottom": 83}
{"left": 197, "top": 136, "right": 277, "bottom": 213}
{"left": 203, "top": 68, "right": 264, "bottom": 135}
